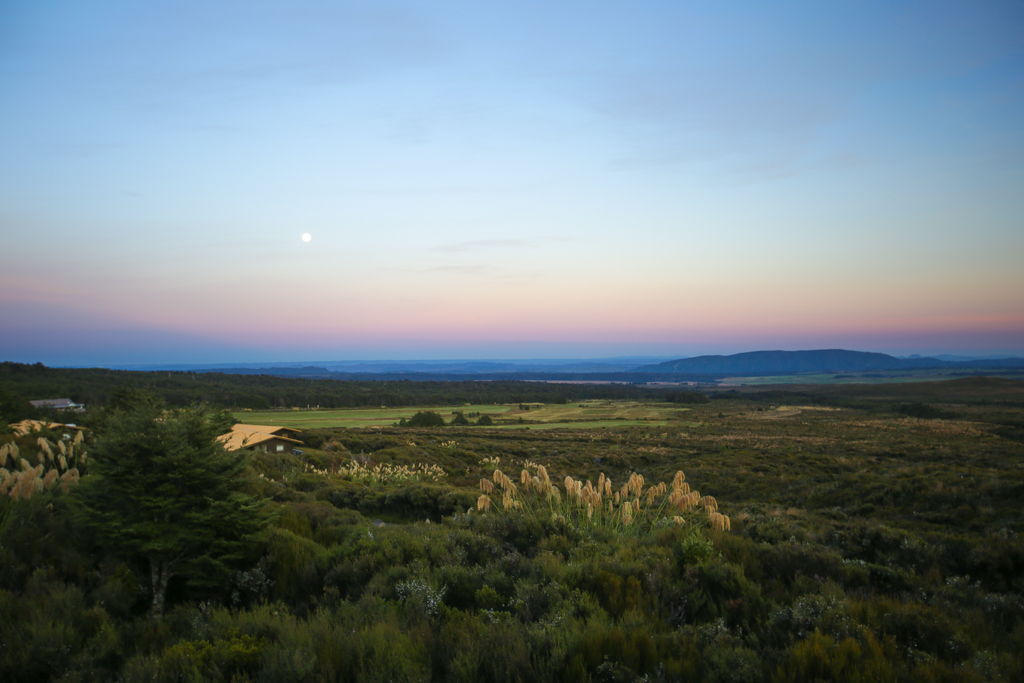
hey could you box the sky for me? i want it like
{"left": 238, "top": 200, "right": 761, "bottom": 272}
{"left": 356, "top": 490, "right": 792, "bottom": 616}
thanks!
{"left": 1, "top": 0, "right": 1023, "bottom": 365}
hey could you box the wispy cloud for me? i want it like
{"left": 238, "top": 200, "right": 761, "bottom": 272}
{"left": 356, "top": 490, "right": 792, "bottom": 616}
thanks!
{"left": 427, "top": 264, "right": 492, "bottom": 274}
{"left": 434, "top": 239, "right": 535, "bottom": 253}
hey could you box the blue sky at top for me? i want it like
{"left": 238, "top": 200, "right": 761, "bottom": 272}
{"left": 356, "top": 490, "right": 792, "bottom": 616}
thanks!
{"left": 1, "top": 0, "right": 1022, "bottom": 364}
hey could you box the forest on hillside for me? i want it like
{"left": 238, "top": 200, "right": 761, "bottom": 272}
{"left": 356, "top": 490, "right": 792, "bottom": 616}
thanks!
{"left": 0, "top": 362, "right": 693, "bottom": 412}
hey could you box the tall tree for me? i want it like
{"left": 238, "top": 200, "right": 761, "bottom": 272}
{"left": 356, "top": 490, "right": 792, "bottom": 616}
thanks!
{"left": 77, "top": 405, "right": 268, "bottom": 616}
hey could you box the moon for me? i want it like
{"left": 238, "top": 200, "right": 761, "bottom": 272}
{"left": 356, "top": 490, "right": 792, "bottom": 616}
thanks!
{"left": 301, "top": 233, "right": 312, "bottom": 243}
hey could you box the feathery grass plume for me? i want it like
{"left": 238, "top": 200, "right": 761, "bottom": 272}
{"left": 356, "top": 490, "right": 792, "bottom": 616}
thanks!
{"left": 675, "top": 491, "right": 700, "bottom": 512}
{"left": 700, "top": 496, "right": 718, "bottom": 512}
{"left": 38, "top": 437, "right": 54, "bottom": 463}
{"left": 333, "top": 460, "right": 446, "bottom": 484}
{"left": 58, "top": 440, "right": 67, "bottom": 457}
{"left": 20, "top": 458, "right": 31, "bottom": 472}
{"left": 710, "top": 512, "right": 730, "bottom": 531}
{"left": 672, "top": 470, "right": 685, "bottom": 490}
{"left": 477, "top": 494, "right": 492, "bottom": 512}
{"left": 14, "top": 466, "right": 44, "bottom": 500}
{"left": 60, "top": 468, "right": 79, "bottom": 493}
{"left": 0, "top": 468, "right": 11, "bottom": 496}
{"left": 480, "top": 478, "right": 494, "bottom": 494}
{"left": 73, "top": 430, "right": 84, "bottom": 446}
{"left": 58, "top": 455, "right": 68, "bottom": 471}
{"left": 43, "top": 469, "right": 59, "bottom": 489}
{"left": 7, "top": 471, "right": 25, "bottom": 499}
{"left": 646, "top": 486, "right": 657, "bottom": 505}
{"left": 477, "top": 464, "right": 731, "bottom": 537}
{"left": 0, "top": 443, "right": 8, "bottom": 467}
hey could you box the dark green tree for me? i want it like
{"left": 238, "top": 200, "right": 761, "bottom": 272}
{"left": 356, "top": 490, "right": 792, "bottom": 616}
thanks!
{"left": 405, "top": 411, "right": 446, "bottom": 427}
{"left": 0, "top": 386, "right": 34, "bottom": 433}
{"left": 76, "top": 405, "right": 268, "bottom": 616}
{"left": 476, "top": 414, "right": 494, "bottom": 426}
{"left": 449, "top": 411, "right": 470, "bottom": 426}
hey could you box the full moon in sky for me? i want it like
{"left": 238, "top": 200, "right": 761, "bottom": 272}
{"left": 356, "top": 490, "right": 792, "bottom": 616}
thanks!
{"left": 301, "top": 233, "right": 312, "bottom": 243}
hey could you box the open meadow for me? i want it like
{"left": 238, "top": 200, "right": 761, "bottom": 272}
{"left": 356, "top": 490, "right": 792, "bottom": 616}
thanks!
{"left": 234, "top": 400, "right": 688, "bottom": 430}
{"left": 2, "top": 376, "right": 1023, "bottom": 681}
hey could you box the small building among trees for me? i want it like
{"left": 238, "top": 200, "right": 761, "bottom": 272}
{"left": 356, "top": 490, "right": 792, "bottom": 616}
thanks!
{"left": 29, "top": 397, "right": 85, "bottom": 411}
{"left": 217, "top": 423, "right": 304, "bottom": 453}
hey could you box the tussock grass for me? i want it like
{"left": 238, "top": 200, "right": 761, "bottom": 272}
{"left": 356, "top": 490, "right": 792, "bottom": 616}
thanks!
{"left": 476, "top": 465, "right": 729, "bottom": 535}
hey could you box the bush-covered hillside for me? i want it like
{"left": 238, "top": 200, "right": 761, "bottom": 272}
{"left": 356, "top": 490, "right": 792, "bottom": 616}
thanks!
{"left": 1, "top": 383, "right": 1023, "bottom": 681}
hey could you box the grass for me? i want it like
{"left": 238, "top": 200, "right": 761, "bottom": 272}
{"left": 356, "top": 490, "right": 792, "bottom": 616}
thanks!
{"left": 234, "top": 400, "right": 689, "bottom": 430}
{"left": 233, "top": 404, "right": 513, "bottom": 428}
{"left": 484, "top": 419, "right": 670, "bottom": 430}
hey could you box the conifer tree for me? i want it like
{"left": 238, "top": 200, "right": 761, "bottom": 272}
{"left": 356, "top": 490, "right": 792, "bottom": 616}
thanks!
{"left": 77, "top": 404, "right": 268, "bottom": 616}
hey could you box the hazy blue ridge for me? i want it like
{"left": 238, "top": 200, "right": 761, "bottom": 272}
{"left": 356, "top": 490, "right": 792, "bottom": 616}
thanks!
{"left": 93, "top": 351, "right": 1024, "bottom": 382}
{"left": 634, "top": 349, "right": 1024, "bottom": 374}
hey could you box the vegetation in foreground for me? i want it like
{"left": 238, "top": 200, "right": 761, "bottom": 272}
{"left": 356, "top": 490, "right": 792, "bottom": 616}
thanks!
{"left": 0, "top": 378, "right": 1023, "bottom": 681}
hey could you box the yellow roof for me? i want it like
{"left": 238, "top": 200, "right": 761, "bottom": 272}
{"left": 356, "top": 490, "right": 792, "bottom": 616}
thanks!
{"left": 218, "top": 426, "right": 304, "bottom": 451}
{"left": 230, "top": 423, "right": 301, "bottom": 435}
{"left": 11, "top": 420, "right": 87, "bottom": 437}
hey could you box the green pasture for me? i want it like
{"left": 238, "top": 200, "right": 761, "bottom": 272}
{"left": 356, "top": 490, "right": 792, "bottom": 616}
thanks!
{"left": 232, "top": 404, "right": 512, "bottom": 429}
{"left": 501, "top": 400, "right": 684, "bottom": 423}
{"left": 233, "top": 400, "right": 688, "bottom": 430}
{"left": 485, "top": 420, "right": 669, "bottom": 430}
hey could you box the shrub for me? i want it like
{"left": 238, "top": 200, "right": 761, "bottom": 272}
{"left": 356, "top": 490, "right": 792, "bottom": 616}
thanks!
{"left": 405, "top": 411, "right": 446, "bottom": 427}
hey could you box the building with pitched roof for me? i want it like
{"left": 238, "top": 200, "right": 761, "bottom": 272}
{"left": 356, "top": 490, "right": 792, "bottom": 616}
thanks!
{"left": 217, "top": 423, "right": 304, "bottom": 453}
{"left": 29, "top": 398, "right": 85, "bottom": 412}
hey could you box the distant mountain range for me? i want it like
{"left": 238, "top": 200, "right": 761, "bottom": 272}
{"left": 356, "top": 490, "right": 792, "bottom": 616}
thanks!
{"left": 634, "top": 349, "right": 1024, "bottom": 375}
{"left": 108, "top": 357, "right": 675, "bottom": 375}
{"left": 99, "top": 350, "right": 1024, "bottom": 382}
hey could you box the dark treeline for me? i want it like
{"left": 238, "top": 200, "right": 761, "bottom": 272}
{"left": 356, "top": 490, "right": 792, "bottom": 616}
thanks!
{"left": 0, "top": 362, "right": 707, "bottom": 410}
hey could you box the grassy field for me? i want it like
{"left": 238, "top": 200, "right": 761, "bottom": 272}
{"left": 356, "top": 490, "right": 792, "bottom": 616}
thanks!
{"left": 234, "top": 400, "right": 690, "bottom": 430}
{"left": 233, "top": 404, "right": 513, "bottom": 428}
{"left": 486, "top": 419, "right": 672, "bottom": 429}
